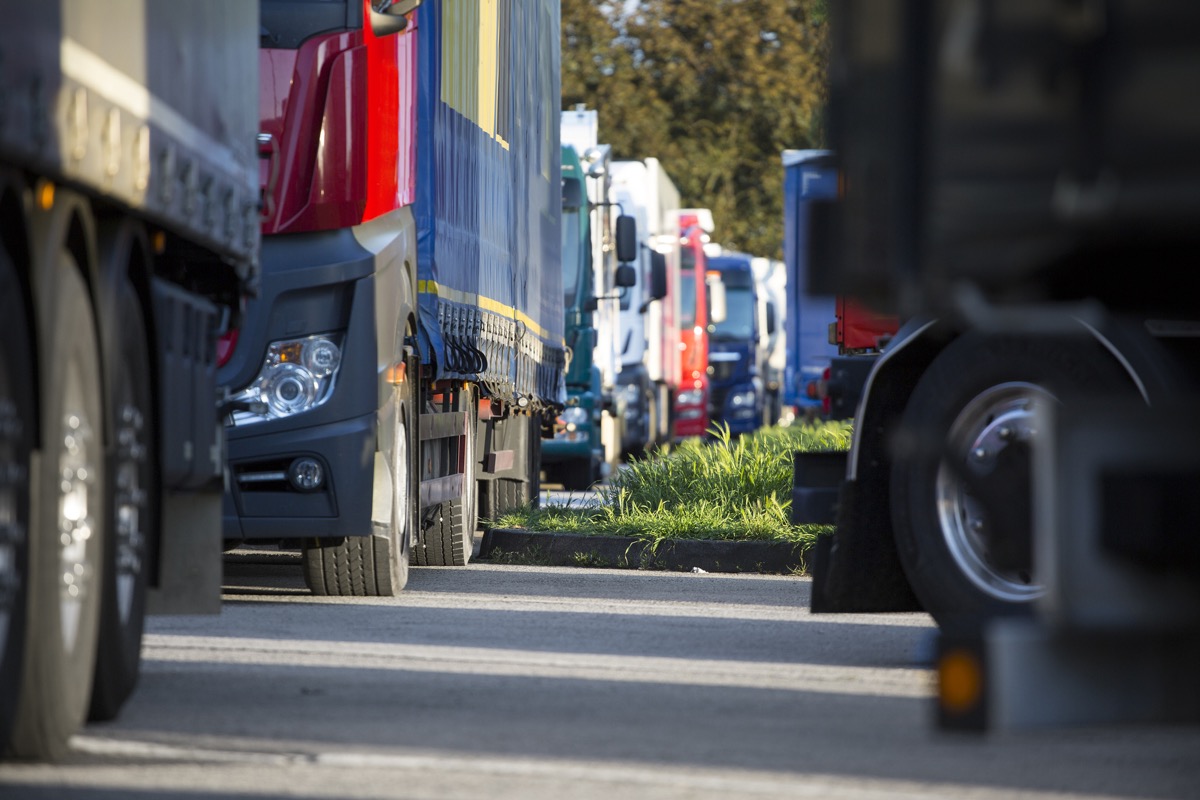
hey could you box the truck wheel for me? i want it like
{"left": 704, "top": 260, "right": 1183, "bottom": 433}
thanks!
{"left": 90, "top": 285, "right": 156, "bottom": 721}
{"left": 302, "top": 363, "right": 414, "bottom": 595}
{"left": 890, "top": 332, "right": 1135, "bottom": 626}
{"left": 0, "top": 251, "right": 33, "bottom": 752}
{"left": 10, "top": 250, "right": 106, "bottom": 760}
{"left": 557, "top": 459, "right": 594, "bottom": 491}
{"left": 415, "top": 387, "right": 477, "bottom": 566}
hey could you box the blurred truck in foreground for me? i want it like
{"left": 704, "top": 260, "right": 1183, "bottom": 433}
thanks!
{"left": 0, "top": 1, "right": 259, "bottom": 758}
{"left": 801, "top": 0, "right": 1200, "bottom": 729}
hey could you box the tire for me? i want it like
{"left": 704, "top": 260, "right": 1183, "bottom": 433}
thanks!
{"left": 302, "top": 358, "right": 414, "bottom": 596}
{"left": 889, "top": 332, "right": 1136, "bottom": 626}
{"left": 415, "top": 386, "right": 477, "bottom": 566}
{"left": 0, "top": 251, "right": 33, "bottom": 752}
{"left": 90, "top": 284, "right": 156, "bottom": 721}
{"left": 10, "top": 250, "right": 107, "bottom": 761}
{"left": 557, "top": 458, "right": 594, "bottom": 491}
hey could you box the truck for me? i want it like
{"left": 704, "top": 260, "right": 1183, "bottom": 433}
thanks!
{"left": 220, "top": 0, "right": 565, "bottom": 592}
{"left": 543, "top": 146, "right": 604, "bottom": 491}
{"left": 702, "top": 249, "right": 765, "bottom": 438}
{"left": 751, "top": 256, "right": 786, "bottom": 428}
{"left": 542, "top": 145, "right": 638, "bottom": 494}
{"left": 0, "top": 1, "right": 259, "bottom": 759}
{"left": 610, "top": 158, "right": 678, "bottom": 458}
{"left": 781, "top": 150, "right": 898, "bottom": 424}
{"left": 803, "top": 0, "right": 1200, "bottom": 728}
{"left": 555, "top": 108, "right": 637, "bottom": 487}
{"left": 674, "top": 210, "right": 717, "bottom": 440}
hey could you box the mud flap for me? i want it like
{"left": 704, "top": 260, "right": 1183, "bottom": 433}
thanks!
{"left": 808, "top": 476, "right": 922, "bottom": 614}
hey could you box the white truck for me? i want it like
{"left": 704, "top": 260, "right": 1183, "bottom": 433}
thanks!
{"left": 610, "top": 158, "right": 680, "bottom": 457}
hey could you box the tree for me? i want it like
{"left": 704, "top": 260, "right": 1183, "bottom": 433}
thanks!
{"left": 561, "top": 0, "right": 829, "bottom": 259}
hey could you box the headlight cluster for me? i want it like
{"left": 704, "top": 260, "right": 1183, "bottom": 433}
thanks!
{"left": 729, "top": 389, "right": 756, "bottom": 408}
{"left": 555, "top": 405, "right": 590, "bottom": 441}
{"left": 228, "top": 334, "right": 344, "bottom": 426}
{"left": 676, "top": 388, "right": 705, "bottom": 407}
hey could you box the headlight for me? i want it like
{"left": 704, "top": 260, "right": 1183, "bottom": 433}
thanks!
{"left": 730, "top": 389, "right": 756, "bottom": 408}
{"left": 560, "top": 406, "right": 589, "bottom": 428}
{"left": 227, "top": 333, "right": 344, "bottom": 426}
{"left": 677, "top": 389, "right": 704, "bottom": 406}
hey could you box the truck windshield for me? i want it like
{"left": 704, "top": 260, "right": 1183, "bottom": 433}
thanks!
{"left": 679, "top": 273, "right": 696, "bottom": 327}
{"left": 561, "top": 211, "right": 582, "bottom": 307}
{"left": 710, "top": 285, "right": 755, "bottom": 341}
{"left": 261, "top": 0, "right": 360, "bottom": 49}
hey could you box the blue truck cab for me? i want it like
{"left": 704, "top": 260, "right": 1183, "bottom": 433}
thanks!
{"left": 781, "top": 150, "right": 841, "bottom": 418}
{"left": 704, "top": 252, "right": 764, "bottom": 437}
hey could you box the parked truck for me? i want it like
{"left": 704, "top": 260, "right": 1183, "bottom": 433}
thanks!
{"left": 752, "top": 256, "right": 786, "bottom": 428}
{"left": 220, "top": 0, "right": 565, "bottom": 592}
{"left": 800, "top": 0, "right": 1200, "bottom": 707}
{"left": 544, "top": 146, "right": 604, "bottom": 490}
{"left": 0, "top": 1, "right": 260, "bottom": 759}
{"left": 781, "top": 150, "right": 899, "bottom": 424}
{"left": 546, "top": 140, "right": 638, "bottom": 490}
{"left": 703, "top": 249, "right": 765, "bottom": 438}
{"left": 610, "top": 158, "right": 677, "bottom": 458}
{"left": 674, "top": 210, "right": 717, "bottom": 440}
{"left": 556, "top": 108, "right": 636, "bottom": 486}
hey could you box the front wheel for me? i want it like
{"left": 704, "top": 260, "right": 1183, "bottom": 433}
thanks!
{"left": 302, "top": 360, "right": 414, "bottom": 596}
{"left": 0, "top": 249, "right": 33, "bottom": 752}
{"left": 889, "top": 332, "right": 1137, "bottom": 626}
{"left": 10, "top": 250, "right": 107, "bottom": 761}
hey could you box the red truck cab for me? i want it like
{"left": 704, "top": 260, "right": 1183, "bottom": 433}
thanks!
{"left": 674, "top": 214, "right": 713, "bottom": 439}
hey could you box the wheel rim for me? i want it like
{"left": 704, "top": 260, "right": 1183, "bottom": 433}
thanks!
{"left": 58, "top": 362, "right": 99, "bottom": 655}
{"left": 114, "top": 401, "right": 147, "bottom": 624}
{"left": 935, "top": 381, "right": 1048, "bottom": 604}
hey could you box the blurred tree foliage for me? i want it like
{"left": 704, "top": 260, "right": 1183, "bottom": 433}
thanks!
{"left": 561, "top": 0, "right": 829, "bottom": 259}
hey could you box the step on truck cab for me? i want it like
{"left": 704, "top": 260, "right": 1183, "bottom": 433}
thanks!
{"left": 221, "top": 0, "right": 565, "bottom": 593}
{"left": 0, "top": 1, "right": 259, "bottom": 759}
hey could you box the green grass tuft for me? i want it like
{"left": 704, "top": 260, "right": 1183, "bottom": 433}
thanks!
{"left": 501, "top": 421, "right": 849, "bottom": 563}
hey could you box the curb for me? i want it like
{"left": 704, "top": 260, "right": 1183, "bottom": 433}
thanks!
{"left": 477, "top": 528, "right": 804, "bottom": 574}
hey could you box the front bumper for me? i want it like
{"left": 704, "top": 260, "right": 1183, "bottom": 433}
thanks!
{"left": 224, "top": 411, "right": 376, "bottom": 541}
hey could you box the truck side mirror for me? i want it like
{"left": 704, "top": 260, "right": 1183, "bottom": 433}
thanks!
{"left": 707, "top": 274, "right": 727, "bottom": 325}
{"left": 369, "top": 0, "right": 420, "bottom": 36}
{"left": 615, "top": 215, "right": 637, "bottom": 264}
{"left": 615, "top": 263, "right": 637, "bottom": 288}
{"left": 562, "top": 179, "right": 584, "bottom": 211}
{"left": 649, "top": 251, "right": 668, "bottom": 301}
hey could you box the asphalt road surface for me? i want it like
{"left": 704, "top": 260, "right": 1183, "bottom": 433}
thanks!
{"left": 1, "top": 551, "right": 1197, "bottom": 799}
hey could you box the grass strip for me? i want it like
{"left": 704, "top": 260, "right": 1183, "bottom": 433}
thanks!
{"left": 495, "top": 421, "right": 851, "bottom": 568}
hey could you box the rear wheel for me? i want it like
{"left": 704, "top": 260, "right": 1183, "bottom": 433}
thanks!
{"left": 10, "top": 249, "right": 107, "bottom": 761}
{"left": 90, "top": 283, "right": 156, "bottom": 721}
{"left": 890, "top": 332, "right": 1135, "bottom": 626}
{"left": 0, "top": 249, "right": 33, "bottom": 752}
{"left": 302, "top": 359, "right": 415, "bottom": 596}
